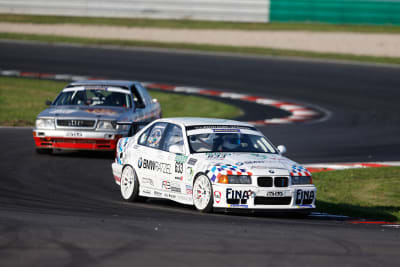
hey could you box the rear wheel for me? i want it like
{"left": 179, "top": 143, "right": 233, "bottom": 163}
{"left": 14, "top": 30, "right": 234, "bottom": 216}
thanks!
{"left": 120, "top": 165, "right": 140, "bottom": 201}
{"left": 193, "top": 174, "right": 213, "bottom": 213}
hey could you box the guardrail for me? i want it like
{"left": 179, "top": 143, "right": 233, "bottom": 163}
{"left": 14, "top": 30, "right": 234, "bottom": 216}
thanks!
{"left": 0, "top": 0, "right": 270, "bottom": 22}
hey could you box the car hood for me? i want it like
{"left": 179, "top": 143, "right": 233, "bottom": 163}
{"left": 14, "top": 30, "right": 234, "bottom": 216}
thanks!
{"left": 38, "top": 106, "right": 131, "bottom": 120}
{"left": 191, "top": 152, "right": 303, "bottom": 176}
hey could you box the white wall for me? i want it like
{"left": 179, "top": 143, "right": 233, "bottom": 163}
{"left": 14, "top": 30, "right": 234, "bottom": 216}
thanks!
{"left": 0, "top": 0, "right": 270, "bottom": 22}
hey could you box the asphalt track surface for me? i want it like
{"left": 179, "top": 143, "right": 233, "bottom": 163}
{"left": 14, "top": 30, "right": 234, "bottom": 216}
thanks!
{"left": 1, "top": 41, "right": 399, "bottom": 267}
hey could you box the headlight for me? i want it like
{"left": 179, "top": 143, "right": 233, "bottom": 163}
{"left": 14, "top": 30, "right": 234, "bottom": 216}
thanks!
{"left": 291, "top": 176, "right": 312, "bottom": 185}
{"left": 35, "top": 118, "right": 55, "bottom": 129}
{"left": 97, "top": 120, "right": 116, "bottom": 130}
{"left": 217, "top": 175, "right": 251, "bottom": 184}
{"left": 116, "top": 124, "right": 130, "bottom": 131}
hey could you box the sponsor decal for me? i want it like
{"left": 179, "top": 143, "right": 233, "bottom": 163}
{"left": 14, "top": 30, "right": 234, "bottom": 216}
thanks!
{"left": 142, "top": 177, "right": 154, "bottom": 186}
{"left": 206, "top": 153, "right": 232, "bottom": 160}
{"left": 226, "top": 188, "right": 253, "bottom": 200}
{"left": 228, "top": 204, "right": 248, "bottom": 208}
{"left": 250, "top": 153, "right": 269, "bottom": 160}
{"left": 175, "top": 162, "right": 184, "bottom": 174}
{"left": 174, "top": 176, "right": 183, "bottom": 181}
{"left": 154, "top": 190, "right": 163, "bottom": 197}
{"left": 164, "top": 193, "right": 176, "bottom": 199}
{"left": 212, "top": 128, "right": 240, "bottom": 133}
{"left": 85, "top": 108, "right": 117, "bottom": 115}
{"left": 296, "top": 189, "right": 315, "bottom": 203}
{"left": 138, "top": 157, "right": 143, "bottom": 168}
{"left": 235, "top": 160, "right": 265, "bottom": 166}
{"left": 187, "top": 158, "right": 198, "bottom": 166}
{"left": 269, "top": 170, "right": 275, "bottom": 174}
{"left": 162, "top": 180, "right": 171, "bottom": 190}
{"left": 186, "top": 185, "right": 193, "bottom": 195}
{"left": 297, "top": 204, "right": 313, "bottom": 208}
{"left": 214, "top": 191, "right": 222, "bottom": 203}
{"left": 138, "top": 158, "right": 172, "bottom": 174}
{"left": 186, "top": 167, "right": 194, "bottom": 180}
{"left": 162, "top": 180, "right": 181, "bottom": 193}
{"left": 175, "top": 154, "right": 188, "bottom": 164}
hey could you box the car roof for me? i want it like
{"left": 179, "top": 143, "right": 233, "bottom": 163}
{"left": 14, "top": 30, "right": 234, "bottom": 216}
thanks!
{"left": 67, "top": 80, "right": 140, "bottom": 88}
{"left": 157, "top": 117, "right": 255, "bottom": 128}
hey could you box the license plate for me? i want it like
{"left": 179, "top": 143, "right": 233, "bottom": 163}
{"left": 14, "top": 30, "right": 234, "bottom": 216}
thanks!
{"left": 258, "top": 190, "right": 290, "bottom": 197}
{"left": 66, "top": 132, "right": 83, "bottom": 137}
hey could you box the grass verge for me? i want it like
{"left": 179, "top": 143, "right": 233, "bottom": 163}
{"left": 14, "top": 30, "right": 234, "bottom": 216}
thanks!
{"left": 1, "top": 14, "right": 400, "bottom": 33}
{"left": 0, "top": 76, "right": 241, "bottom": 126}
{"left": 1, "top": 32, "right": 400, "bottom": 65}
{"left": 313, "top": 167, "right": 400, "bottom": 222}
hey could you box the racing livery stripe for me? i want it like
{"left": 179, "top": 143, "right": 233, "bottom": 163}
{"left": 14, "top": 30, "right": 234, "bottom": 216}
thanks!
{"left": 0, "top": 69, "right": 324, "bottom": 125}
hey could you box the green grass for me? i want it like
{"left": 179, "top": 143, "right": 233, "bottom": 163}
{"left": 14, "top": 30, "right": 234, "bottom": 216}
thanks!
{"left": 0, "top": 76, "right": 241, "bottom": 126}
{"left": 1, "top": 32, "right": 400, "bottom": 65}
{"left": 1, "top": 14, "right": 400, "bottom": 33}
{"left": 313, "top": 167, "right": 400, "bottom": 222}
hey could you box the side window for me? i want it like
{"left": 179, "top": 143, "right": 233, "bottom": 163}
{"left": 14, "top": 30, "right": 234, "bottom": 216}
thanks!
{"left": 138, "top": 126, "right": 152, "bottom": 145}
{"left": 162, "top": 124, "right": 184, "bottom": 153}
{"left": 136, "top": 83, "right": 153, "bottom": 106}
{"left": 131, "top": 85, "right": 146, "bottom": 108}
{"left": 145, "top": 122, "right": 167, "bottom": 149}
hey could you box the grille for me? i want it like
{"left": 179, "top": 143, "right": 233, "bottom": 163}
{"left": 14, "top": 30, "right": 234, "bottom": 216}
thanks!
{"left": 57, "top": 119, "right": 96, "bottom": 128}
{"left": 274, "top": 177, "right": 289, "bottom": 187}
{"left": 258, "top": 177, "right": 273, "bottom": 187}
{"left": 254, "top": 197, "right": 292, "bottom": 205}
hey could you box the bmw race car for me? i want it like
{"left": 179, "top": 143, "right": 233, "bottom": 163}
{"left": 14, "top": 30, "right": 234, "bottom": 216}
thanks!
{"left": 33, "top": 80, "right": 161, "bottom": 153}
{"left": 112, "top": 118, "right": 316, "bottom": 213}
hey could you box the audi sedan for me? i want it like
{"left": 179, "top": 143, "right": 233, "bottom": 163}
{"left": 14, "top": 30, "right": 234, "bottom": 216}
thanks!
{"left": 33, "top": 80, "right": 161, "bottom": 154}
{"left": 112, "top": 117, "right": 316, "bottom": 213}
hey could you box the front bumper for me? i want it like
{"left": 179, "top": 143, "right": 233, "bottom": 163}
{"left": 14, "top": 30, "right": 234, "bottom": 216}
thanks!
{"left": 33, "top": 129, "right": 127, "bottom": 151}
{"left": 212, "top": 184, "right": 316, "bottom": 210}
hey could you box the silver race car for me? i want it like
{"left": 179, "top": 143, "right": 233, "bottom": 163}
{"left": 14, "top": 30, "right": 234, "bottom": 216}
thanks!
{"left": 112, "top": 118, "right": 316, "bottom": 213}
{"left": 33, "top": 80, "right": 161, "bottom": 153}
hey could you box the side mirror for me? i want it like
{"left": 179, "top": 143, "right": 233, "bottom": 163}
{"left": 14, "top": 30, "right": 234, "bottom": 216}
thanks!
{"left": 169, "top": 144, "right": 184, "bottom": 154}
{"left": 45, "top": 100, "right": 52, "bottom": 106}
{"left": 277, "top": 145, "right": 287, "bottom": 154}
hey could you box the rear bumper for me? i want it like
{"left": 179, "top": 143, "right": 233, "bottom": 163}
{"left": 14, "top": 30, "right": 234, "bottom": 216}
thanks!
{"left": 33, "top": 129, "right": 126, "bottom": 151}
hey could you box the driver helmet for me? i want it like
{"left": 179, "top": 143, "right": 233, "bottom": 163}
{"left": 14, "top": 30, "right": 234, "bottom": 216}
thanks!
{"left": 222, "top": 133, "right": 241, "bottom": 150}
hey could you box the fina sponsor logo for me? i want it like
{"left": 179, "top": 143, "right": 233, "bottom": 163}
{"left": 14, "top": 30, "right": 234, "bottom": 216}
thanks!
{"left": 226, "top": 188, "right": 253, "bottom": 200}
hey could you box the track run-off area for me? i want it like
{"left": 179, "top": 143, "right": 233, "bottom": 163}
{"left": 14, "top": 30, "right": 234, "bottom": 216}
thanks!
{"left": 0, "top": 41, "right": 399, "bottom": 267}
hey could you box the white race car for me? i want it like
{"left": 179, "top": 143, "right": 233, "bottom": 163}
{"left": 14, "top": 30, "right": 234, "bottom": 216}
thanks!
{"left": 112, "top": 118, "right": 316, "bottom": 213}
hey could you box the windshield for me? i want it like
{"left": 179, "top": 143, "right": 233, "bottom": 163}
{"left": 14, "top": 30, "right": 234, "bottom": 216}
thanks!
{"left": 53, "top": 88, "right": 132, "bottom": 108}
{"left": 188, "top": 132, "right": 277, "bottom": 154}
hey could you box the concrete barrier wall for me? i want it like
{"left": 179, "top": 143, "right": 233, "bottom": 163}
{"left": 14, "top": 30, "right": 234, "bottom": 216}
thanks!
{"left": 0, "top": 0, "right": 270, "bottom": 22}
{"left": 270, "top": 0, "right": 400, "bottom": 25}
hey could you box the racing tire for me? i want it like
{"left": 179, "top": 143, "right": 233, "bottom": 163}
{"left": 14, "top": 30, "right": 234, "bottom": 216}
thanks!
{"left": 193, "top": 174, "right": 214, "bottom": 213}
{"left": 35, "top": 148, "right": 52, "bottom": 154}
{"left": 120, "top": 165, "right": 140, "bottom": 202}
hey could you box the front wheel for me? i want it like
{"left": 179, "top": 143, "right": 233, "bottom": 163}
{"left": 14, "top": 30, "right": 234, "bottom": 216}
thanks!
{"left": 120, "top": 165, "right": 140, "bottom": 201}
{"left": 193, "top": 174, "right": 213, "bottom": 213}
